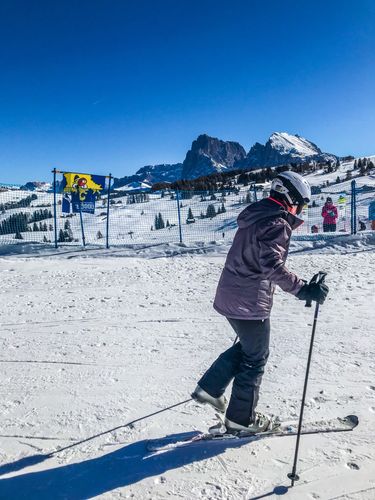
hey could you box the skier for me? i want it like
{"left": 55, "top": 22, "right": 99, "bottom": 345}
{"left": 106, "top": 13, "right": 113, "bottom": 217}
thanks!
{"left": 192, "top": 171, "right": 329, "bottom": 433}
{"left": 321, "top": 197, "right": 338, "bottom": 232}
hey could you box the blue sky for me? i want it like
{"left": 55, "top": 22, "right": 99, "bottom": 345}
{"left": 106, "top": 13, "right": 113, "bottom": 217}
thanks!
{"left": 0, "top": 0, "right": 374, "bottom": 183}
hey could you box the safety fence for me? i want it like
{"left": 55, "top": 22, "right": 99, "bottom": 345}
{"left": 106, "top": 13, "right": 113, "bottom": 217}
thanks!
{"left": 0, "top": 177, "right": 374, "bottom": 248}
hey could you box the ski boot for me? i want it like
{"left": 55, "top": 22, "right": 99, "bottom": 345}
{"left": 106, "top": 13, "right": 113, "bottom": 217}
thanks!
{"left": 191, "top": 385, "right": 227, "bottom": 413}
{"left": 225, "top": 412, "right": 279, "bottom": 435}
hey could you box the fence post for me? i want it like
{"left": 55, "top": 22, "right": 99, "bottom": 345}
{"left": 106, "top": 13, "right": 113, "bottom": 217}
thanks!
{"left": 52, "top": 168, "right": 58, "bottom": 248}
{"left": 351, "top": 180, "right": 357, "bottom": 235}
{"left": 253, "top": 183, "right": 258, "bottom": 202}
{"left": 78, "top": 194, "right": 86, "bottom": 247}
{"left": 106, "top": 174, "right": 112, "bottom": 249}
{"left": 176, "top": 190, "right": 183, "bottom": 244}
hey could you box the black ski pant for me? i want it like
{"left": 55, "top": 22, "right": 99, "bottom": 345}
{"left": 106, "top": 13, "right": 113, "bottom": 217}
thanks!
{"left": 323, "top": 223, "right": 336, "bottom": 232}
{"left": 198, "top": 317, "right": 270, "bottom": 426}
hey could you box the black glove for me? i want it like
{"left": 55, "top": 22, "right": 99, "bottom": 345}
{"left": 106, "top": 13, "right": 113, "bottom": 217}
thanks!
{"left": 297, "top": 281, "right": 329, "bottom": 304}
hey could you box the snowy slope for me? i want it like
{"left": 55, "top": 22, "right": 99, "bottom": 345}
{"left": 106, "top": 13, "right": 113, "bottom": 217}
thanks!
{"left": 0, "top": 241, "right": 374, "bottom": 499}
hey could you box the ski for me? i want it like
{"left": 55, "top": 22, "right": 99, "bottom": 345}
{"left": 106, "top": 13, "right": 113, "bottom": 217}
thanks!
{"left": 146, "top": 414, "right": 358, "bottom": 452}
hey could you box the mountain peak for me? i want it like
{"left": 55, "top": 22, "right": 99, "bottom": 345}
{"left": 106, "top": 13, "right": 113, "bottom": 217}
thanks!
{"left": 181, "top": 135, "right": 246, "bottom": 180}
{"left": 243, "top": 132, "right": 337, "bottom": 168}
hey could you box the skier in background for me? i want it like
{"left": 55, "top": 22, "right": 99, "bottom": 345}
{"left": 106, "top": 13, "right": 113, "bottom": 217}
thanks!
{"left": 192, "top": 171, "right": 329, "bottom": 433}
{"left": 322, "top": 197, "right": 338, "bottom": 232}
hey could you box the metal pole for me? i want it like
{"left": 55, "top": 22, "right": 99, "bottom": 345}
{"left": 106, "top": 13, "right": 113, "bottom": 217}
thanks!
{"left": 352, "top": 180, "right": 357, "bottom": 235}
{"left": 52, "top": 168, "right": 58, "bottom": 248}
{"left": 288, "top": 271, "right": 327, "bottom": 487}
{"left": 176, "top": 189, "right": 183, "bottom": 244}
{"left": 78, "top": 193, "right": 86, "bottom": 247}
{"left": 350, "top": 184, "right": 353, "bottom": 234}
{"left": 106, "top": 174, "right": 112, "bottom": 249}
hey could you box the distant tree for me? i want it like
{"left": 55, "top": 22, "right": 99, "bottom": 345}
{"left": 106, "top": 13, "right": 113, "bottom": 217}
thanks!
{"left": 33, "top": 222, "right": 39, "bottom": 231}
{"left": 345, "top": 170, "right": 352, "bottom": 180}
{"left": 359, "top": 163, "right": 366, "bottom": 176}
{"left": 186, "top": 207, "right": 195, "bottom": 224}
{"left": 155, "top": 213, "right": 165, "bottom": 230}
{"left": 58, "top": 229, "right": 66, "bottom": 242}
{"left": 336, "top": 176, "right": 341, "bottom": 184}
{"left": 15, "top": 230, "right": 23, "bottom": 240}
{"left": 206, "top": 204, "right": 216, "bottom": 219}
{"left": 97, "top": 231, "right": 103, "bottom": 239}
{"left": 158, "top": 213, "right": 165, "bottom": 229}
{"left": 210, "top": 194, "right": 217, "bottom": 201}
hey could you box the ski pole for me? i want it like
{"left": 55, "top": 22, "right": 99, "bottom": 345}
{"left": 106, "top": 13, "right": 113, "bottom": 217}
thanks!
{"left": 288, "top": 271, "right": 327, "bottom": 487}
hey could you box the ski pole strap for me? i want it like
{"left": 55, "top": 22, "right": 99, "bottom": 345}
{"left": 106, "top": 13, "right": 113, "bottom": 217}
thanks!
{"left": 305, "top": 271, "right": 327, "bottom": 308}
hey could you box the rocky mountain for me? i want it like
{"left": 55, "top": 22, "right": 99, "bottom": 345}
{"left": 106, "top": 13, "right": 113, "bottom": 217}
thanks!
{"left": 19, "top": 181, "right": 52, "bottom": 191}
{"left": 240, "top": 132, "right": 337, "bottom": 168}
{"left": 113, "top": 163, "right": 182, "bottom": 189}
{"left": 181, "top": 134, "right": 246, "bottom": 180}
{"left": 52, "top": 132, "right": 338, "bottom": 192}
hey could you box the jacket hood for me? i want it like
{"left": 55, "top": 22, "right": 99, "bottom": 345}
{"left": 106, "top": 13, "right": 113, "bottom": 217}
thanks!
{"left": 237, "top": 198, "right": 303, "bottom": 230}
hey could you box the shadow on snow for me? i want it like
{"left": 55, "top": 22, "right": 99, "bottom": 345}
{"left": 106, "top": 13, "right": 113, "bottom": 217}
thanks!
{"left": 0, "top": 431, "right": 257, "bottom": 499}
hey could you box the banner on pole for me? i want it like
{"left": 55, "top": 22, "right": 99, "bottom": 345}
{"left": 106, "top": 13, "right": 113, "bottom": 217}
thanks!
{"left": 61, "top": 172, "right": 106, "bottom": 214}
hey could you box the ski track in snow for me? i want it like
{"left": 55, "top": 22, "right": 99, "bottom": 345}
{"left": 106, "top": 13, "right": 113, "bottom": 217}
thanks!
{"left": 0, "top": 245, "right": 374, "bottom": 499}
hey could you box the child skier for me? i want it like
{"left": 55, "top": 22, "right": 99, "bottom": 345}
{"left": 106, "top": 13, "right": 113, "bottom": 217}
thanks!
{"left": 192, "top": 171, "right": 329, "bottom": 433}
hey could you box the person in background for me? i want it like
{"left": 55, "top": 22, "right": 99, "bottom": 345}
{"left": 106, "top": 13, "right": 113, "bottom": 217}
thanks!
{"left": 322, "top": 197, "right": 338, "bottom": 232}
{"left": 359, "top": 219, "right": 366, "bottom": 231}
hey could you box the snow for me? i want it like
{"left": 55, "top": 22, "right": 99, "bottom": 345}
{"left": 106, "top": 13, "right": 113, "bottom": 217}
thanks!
{"left": 0, "top": 236, "right": 374, "bottom": 499}
{"left": 270, "top": 132, "right": 320, "bottom": 157}
{"left": 115, "top": 181, "right": 152, "bottom": 192}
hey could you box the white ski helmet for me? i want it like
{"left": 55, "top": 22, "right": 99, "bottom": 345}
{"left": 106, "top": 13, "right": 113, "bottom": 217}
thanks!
{"left": 270, "top": 171, "right": 311, "bottom": 209}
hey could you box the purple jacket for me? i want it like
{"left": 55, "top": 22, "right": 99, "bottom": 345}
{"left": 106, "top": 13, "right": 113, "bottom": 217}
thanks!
{"left": 213, "top": 198, "right": 305, "bottom": 320}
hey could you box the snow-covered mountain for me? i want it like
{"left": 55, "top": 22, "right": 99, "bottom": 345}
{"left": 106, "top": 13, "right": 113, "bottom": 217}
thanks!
{"left": 19, "top": 133, "right": 339, "bottom": 190}
{"left": 19, "top": 181, "right": 52, "bottom": 191}
{"left": 113, "top": 163, "right": 182, "bottom": 190}
{"left": 181, "top": 134, "right": 246, "bottom": 180}
{"left": 241, "top": 132, "right": 337, "bottom": 168}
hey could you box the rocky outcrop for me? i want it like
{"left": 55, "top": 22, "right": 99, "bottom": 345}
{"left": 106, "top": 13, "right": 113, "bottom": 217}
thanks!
{"left": 181, "top": 134, "right": 246, "bottom": 180}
